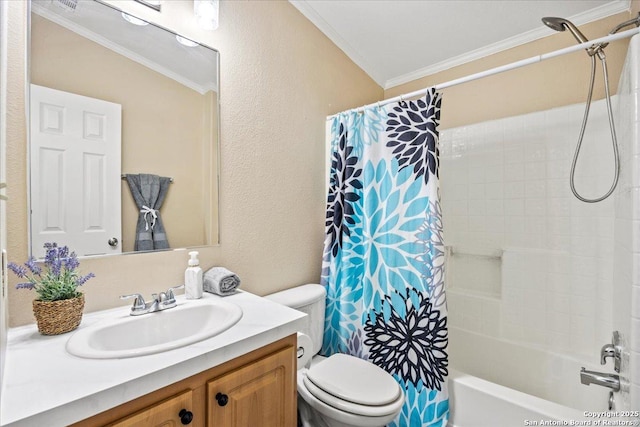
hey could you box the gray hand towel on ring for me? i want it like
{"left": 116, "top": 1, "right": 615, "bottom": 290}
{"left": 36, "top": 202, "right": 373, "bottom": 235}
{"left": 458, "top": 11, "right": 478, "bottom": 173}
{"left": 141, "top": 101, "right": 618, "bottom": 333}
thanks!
{"left": 203, "top": 267, "right": 241, "bottom": 296}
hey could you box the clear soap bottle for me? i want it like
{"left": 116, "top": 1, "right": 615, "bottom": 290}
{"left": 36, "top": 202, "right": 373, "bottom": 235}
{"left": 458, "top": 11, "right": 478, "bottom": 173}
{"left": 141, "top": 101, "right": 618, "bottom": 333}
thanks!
{"left": 185, "top": 251, "right": 203, "bottom": 299}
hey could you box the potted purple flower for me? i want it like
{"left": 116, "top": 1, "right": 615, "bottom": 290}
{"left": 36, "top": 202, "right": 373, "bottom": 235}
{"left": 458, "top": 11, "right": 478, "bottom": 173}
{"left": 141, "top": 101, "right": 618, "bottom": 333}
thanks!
{"left": 8, "top": 242, "right": 94, "bottom": 335}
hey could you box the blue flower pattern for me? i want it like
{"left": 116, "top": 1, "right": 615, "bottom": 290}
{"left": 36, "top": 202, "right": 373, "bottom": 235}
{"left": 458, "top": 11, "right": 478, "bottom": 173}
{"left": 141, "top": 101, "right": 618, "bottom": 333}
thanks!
{"left": 393, "top": 379, "right": 449, "bottom": 427}
{"left": 321, "top": 90, "right": 448, "bottom": 426}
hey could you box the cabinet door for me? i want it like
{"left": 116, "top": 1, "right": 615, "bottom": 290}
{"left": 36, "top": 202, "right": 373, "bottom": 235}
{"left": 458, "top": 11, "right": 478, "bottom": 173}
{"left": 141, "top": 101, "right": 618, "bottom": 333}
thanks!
{"left": 207, "top": 346, "right": 296, "bottom": 427}
{"left": 108, "top": 389, "right": 195, "bottom": 427}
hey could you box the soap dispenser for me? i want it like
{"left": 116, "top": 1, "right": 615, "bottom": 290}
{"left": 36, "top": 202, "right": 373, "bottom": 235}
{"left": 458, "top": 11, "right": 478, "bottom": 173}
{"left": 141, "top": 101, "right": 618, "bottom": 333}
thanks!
{"left": 185, "top": 251, "right": 203, "bottom": 299}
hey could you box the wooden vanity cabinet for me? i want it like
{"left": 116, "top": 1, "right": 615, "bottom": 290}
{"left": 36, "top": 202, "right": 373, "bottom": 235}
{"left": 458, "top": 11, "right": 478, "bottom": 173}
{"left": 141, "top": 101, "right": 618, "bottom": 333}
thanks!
{"left": 107, "top": 390, "right": 195, "bottom": 427}
{"left": 70, "top": 335, "right": 296, "bottom": 427}
{"left": 207, "top": 346, "right": 295, "bottom": 427}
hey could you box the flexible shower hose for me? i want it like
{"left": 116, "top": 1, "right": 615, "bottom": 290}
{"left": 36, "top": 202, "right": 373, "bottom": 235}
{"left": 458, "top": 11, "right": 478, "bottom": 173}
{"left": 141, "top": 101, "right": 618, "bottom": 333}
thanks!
{"left": 570, "top": 53, "right": 620, "bottom": 203}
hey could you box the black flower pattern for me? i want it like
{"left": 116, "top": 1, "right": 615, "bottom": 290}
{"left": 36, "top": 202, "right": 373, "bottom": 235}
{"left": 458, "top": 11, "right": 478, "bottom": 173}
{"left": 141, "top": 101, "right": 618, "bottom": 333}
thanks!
{"left": 325, "top": 123, "right": 363, "bottom": 257}
{"left": 364, "top": 290, "right": 448, "bottom": 390}
{"left": 386, "top": 90, "right": 442, "bottom": 185}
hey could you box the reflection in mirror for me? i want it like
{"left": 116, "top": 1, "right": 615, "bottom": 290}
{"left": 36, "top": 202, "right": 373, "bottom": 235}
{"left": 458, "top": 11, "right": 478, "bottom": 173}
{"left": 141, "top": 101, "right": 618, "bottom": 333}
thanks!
{"left": 28, "top": 0, "right": 219, "bottom": 258}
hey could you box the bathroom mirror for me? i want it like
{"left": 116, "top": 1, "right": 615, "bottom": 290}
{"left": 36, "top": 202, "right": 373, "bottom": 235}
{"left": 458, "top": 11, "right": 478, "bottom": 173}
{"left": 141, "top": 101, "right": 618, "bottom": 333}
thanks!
{"left": 28, "top": 0, "right": 219, "bottom": 258}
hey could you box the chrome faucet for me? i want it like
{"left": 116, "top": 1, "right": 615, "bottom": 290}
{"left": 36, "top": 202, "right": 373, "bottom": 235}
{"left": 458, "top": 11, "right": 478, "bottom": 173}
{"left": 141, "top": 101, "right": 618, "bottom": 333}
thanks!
{"left": 120, "top": 285, "right": 184, "bottom": 316}
{"left": 580, "top": 368, "right": 620, "bottom": 391}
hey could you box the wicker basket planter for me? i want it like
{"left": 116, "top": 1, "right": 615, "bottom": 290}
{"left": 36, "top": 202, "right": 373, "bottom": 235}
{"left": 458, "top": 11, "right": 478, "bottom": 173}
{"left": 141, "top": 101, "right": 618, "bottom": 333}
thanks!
{"left": 32, "top": 294, "right": 85, "bottom": 335}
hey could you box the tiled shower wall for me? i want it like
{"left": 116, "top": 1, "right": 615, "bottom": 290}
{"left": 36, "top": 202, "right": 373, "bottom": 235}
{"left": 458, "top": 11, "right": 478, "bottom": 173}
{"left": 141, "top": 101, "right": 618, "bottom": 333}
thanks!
{"left": 612, "top": 34, "right": 640, "bottom": 411}
{"left": 440, "top": 92, "right": 621, "bottom": 409}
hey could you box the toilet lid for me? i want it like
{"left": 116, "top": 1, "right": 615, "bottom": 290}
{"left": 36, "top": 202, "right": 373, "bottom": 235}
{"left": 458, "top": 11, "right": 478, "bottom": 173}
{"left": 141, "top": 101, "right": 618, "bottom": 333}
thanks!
{"left": 302, "top": 375, "right": 404, "bottom": 417}
{"left": 306, "top": 353, "right": 401, "bottom": 406}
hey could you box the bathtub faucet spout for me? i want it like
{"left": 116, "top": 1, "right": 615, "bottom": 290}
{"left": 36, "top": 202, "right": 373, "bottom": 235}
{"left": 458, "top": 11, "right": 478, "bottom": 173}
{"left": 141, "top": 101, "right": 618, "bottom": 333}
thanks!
{"left": 580, "top": 368, "right": 620, "bottom": 391}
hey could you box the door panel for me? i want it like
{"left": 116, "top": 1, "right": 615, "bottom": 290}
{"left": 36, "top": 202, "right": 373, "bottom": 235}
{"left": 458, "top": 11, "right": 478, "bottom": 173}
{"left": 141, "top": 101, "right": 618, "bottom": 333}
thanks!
{"left": 30, "top": 84, "right": 122, "bottom": 257}
{"left": 207, "top": 346, "right": 296, "bottom": 427}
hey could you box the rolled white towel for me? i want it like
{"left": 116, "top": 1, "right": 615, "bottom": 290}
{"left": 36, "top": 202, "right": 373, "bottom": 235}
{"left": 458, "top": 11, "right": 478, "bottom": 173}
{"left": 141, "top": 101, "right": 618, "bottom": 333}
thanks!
{"left": 203, "top": 267, "right": 241, "bottom": 296}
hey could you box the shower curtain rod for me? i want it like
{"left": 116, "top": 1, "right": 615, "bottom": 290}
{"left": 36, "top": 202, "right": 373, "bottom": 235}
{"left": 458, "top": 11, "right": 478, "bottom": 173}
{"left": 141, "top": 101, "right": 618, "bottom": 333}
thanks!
{"left": 327, "top": 27, "right": 640, "bottom": 120}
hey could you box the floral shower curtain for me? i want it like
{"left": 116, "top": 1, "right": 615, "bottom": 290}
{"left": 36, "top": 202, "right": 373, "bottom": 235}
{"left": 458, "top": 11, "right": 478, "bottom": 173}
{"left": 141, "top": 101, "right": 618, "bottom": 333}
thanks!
{"left": 321, "top": 89, "right": 448, "bottom": 427}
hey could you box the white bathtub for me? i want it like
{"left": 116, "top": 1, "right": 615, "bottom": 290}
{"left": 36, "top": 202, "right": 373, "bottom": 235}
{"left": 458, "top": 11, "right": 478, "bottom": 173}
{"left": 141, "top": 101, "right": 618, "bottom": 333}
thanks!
{"left": 448, "top": 326, "right": 610, "bottom": 410}
{"left": 448, "top": 370, "right": 588, "bottom": 427}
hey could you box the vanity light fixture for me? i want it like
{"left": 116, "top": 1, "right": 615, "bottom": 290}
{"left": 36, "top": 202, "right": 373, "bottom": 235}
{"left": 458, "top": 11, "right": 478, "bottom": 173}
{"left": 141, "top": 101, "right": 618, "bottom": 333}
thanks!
{"left": 176, "top": 35, "right": 199, "bottom": 48}
{"left": 121, "top": 12, "right": 149, "bottom": 26}
{"left": 194, "top": 0, "right": 219, "bottom": 31}
{"left": 133, "top": 0, "right": 162, "bottom": 12}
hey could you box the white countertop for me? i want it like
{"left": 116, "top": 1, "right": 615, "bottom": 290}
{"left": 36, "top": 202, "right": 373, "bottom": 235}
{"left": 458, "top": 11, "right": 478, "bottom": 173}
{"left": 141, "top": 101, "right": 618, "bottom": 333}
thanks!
{"left": 0, "top": 291, "right": 306, "bottom": 427}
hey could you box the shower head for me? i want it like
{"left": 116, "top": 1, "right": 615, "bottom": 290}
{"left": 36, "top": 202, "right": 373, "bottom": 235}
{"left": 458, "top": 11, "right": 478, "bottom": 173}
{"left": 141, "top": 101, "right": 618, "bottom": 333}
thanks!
{"left": 542, "top": 17, "right": 568, "bottom": 32}
{"left": 542, "top": 16, "right": 605, "bottom": 59}
{"left": 542, "top": 17, "right": 589, "bottom": 44}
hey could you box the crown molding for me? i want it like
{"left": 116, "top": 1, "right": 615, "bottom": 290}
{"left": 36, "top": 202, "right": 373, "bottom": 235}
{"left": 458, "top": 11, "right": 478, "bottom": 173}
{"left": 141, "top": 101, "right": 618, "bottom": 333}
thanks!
{"left": 289, "top": 0, "right": 631, "bottom": 91}
{"left": 384, "top": 0, "right": 631, "bottom": 89}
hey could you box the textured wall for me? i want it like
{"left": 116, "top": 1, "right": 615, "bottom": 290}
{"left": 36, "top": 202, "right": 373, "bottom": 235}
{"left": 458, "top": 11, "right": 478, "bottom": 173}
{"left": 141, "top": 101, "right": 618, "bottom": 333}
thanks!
{"left": 0, "top": 0, "right": 9, "bottom": 407}
{"left": 7, "top": 0, "right": 382, "bottom": 326}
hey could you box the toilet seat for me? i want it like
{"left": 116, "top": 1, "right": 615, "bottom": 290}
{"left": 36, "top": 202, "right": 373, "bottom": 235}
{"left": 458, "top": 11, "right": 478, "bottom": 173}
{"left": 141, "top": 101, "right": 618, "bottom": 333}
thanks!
{"left": 302, "top": 354, "right": 404, "bottom": 417}
{"left": 298, "top": 377, "right": 400, "bottom": 427}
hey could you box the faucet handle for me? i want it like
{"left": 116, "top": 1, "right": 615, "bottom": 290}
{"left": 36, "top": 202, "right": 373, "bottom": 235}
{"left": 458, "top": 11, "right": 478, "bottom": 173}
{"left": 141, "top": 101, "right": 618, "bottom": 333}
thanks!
{"left": 120, "top": 293, "right": 146, "bottom": 311}
{"left": 600, "top": 331, "right": 622, "bottom": 373}
{"left": 166, "top": 285, "right": 185, "bottom": 303}
{"left": 601, "top": 344, "right": 616, "bottom": 365}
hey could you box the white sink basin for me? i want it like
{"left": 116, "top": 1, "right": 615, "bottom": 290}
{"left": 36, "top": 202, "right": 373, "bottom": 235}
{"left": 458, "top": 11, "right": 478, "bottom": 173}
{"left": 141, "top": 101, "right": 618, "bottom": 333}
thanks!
{"left": 66, "top": 298, "right": 243, "bottom": 359}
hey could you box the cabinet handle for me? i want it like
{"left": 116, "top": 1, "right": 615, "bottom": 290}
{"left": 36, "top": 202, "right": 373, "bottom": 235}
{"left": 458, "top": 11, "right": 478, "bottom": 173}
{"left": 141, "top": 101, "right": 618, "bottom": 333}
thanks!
{"left": 215, "top": 392, "right": 229, "bottom": 407}
{"left": 179, "top": 409, "right": 193, "bottom": 425}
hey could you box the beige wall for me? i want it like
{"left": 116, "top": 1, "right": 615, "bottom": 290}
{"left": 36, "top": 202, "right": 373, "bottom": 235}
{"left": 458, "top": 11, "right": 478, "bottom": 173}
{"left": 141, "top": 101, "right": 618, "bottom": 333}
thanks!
{"left": 0, "top": 0, "right": 9, "bottom": 404}
{"left": 7, "top": 1, "right": 382, "bottom": 326}
{"left": 12, "top": 1, "right": 637, "bottom": 328}
{"left": 30, "top": 14, "right": 213, "bottom": 252}
{"left": 385, "top": 3, "right": 640, "bottom": 130}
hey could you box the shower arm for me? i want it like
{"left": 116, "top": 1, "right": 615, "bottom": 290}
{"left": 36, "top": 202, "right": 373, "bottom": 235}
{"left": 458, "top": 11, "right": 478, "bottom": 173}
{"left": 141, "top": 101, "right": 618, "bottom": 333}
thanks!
{"left": 610, "top": 13, "right": 640, "bottom": 35}
{"left": 595, "top": 13, "right": 640, "bottom": 52}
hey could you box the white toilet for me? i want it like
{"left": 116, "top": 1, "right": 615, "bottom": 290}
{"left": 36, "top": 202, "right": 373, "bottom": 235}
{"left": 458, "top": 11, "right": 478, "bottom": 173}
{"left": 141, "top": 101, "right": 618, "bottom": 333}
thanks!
{"left": 266, "top": 284, "right": 404, "bottom": 427}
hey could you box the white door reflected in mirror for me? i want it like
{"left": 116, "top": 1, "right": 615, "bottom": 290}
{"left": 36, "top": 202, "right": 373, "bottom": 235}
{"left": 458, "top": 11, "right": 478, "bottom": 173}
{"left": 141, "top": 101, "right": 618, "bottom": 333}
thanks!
{"left": 30, "top": 84, "right": 122, "bottom": 258}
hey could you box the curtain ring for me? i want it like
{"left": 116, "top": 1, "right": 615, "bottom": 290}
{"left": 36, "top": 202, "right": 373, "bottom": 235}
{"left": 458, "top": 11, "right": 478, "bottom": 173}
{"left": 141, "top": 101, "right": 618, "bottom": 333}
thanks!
{"left": 399, "top": 95, "right": 407, "bottom": 108}
{"left": 376, "top": 101, "right": 381, "bottom": 111}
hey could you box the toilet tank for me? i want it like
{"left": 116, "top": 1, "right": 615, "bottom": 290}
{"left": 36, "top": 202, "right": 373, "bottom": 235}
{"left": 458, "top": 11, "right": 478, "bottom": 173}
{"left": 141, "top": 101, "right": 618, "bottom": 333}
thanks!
{"left": 265, "top": 284, "right": 326, "bottom": 356}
